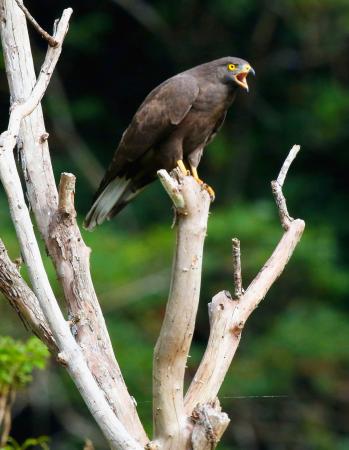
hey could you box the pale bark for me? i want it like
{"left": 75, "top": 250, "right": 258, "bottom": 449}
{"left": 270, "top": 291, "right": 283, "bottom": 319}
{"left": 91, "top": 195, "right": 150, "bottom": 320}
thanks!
{"left": 184, "top": 218, "right": 304, "bottom": 413}
{"left": 191, "top": 401, "right": 230, "bottom": 450}
{"left": 272, "top": 144, "right": 300, "bottom": 230}
{"left": 231, "top": 238, "right": 242, "bottom": 298}
{"left": 153, "top": 146, "right": 304, "bottom": 449}
{"left": 158, "top": 169, "right": 186, "bottom": 210}
{"left": 0, "top": 2, "right": 142, "bottom": 449}
{"left": 184, "top": 146, "right": 304, "bottom": 414}
{"left": 0, "top": 0, "right": 146, "bottom": 444}
{"left": 153, "top": 172, "right": 211, "bottom": 449}
{"left": 0, "top": 240, "right": 56, "bottom": 352}
{"left": 0, "top": 1, "right": 306, "bottom": 449}
{"left": 0, "top": 73, "right": 141, "bottom": 450}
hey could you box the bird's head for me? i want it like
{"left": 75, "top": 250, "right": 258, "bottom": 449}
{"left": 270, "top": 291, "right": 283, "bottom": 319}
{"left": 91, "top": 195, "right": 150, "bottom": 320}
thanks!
{"left": 215, "top": 57, "right": 255, "bottom": 92}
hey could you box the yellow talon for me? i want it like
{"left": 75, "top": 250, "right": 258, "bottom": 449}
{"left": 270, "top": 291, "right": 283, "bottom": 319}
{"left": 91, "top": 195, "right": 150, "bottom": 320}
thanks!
{"left": 190, "top": 166, "right": 204, "bottom": 184}
{"left": 204, "top": 184, "right": 215, "bottom": 201}
{"left": 190, "top": 165, "right": 215, "bottom": 201}
{"left": 177, "top": 160, "right": 189, "bottom": 176}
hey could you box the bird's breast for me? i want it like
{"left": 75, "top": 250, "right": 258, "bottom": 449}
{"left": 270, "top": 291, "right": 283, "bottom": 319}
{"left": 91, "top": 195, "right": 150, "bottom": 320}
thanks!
{"left": 179, "top": 86, "right": 233, "bottom": 151}
{"left": 176, "top": 110, "right": 217, "bottom": 154}
{"left": 194, "top": 81, "right": 235, "bottom": 112}
{"left": 157, "top": 82, "right": 235, "bottom": 160}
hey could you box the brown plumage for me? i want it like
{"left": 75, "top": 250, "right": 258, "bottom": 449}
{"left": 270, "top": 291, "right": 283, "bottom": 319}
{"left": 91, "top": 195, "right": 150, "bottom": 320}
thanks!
{"left": 84, "top": 57, "right": 254, "bottom": 229}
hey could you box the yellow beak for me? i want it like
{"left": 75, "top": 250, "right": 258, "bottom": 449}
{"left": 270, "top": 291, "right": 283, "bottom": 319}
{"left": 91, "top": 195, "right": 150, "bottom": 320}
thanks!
{"left": 234, "top": 64, "right": 255, "bottom": 92}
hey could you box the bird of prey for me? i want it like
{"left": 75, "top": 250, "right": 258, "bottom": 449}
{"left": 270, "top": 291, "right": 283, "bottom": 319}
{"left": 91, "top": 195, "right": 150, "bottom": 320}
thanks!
{"left": 84, "top": 57, "right": 254, "bottom": 230}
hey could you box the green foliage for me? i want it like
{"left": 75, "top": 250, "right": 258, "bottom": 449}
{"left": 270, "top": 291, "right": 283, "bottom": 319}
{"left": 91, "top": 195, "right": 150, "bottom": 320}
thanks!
{"left": 222, "top": 304, "right": 349, "bottom": 394}
{"left": 0, "top": 337, "right": 49, "bottom": 390}
{"left": 66, "top": 12, "right": 113, "bottom": 53}
{"left": 3, "top": 436, "right": 50, "bottom": 450}
{"left": 70, "top": 96, "right": 106, "bottom": 123}
{"left": 0, "top": 0, "right": 348, "bottom": 448}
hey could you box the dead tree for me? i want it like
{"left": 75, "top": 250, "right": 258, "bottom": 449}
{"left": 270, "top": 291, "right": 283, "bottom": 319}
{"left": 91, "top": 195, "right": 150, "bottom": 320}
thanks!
{"left": 0, "top": 1, "right": 305, "bottom": 449}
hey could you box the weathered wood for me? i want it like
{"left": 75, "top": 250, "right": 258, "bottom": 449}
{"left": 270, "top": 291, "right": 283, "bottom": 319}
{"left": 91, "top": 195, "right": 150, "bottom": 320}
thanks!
{"left": 0, "top": 0, "right": 147, "bottom": 444}
{"left": 0, "top": 2, "right": 143, "bottom": 448}
{"left": 191, "top": 400, "right": 230, "bottom": 450}
{"left": 185, "top": 217, "right": 305, "bottom": 413}
{"left": 0, "top": 1, "right": 306, "bottom": 447}
{"left": 153, "top": 173, "right": 210, "bottom": 448}
{"left": 232, "top": 238, "right": 243, "bottom": 298}
{"left": 185, "top": 146, "right": 304, "bottom": 414}
{"left": 0, "top": 240, "right": 56, "bottom": 353}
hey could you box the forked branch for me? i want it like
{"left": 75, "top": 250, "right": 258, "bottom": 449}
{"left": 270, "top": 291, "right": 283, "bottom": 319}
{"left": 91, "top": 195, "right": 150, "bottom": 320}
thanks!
{"left": 150, "top": 146, "right": 304, "bottom": 449}
{"left": 1, "top": 0, "right": 147, "bottom": 444}
{"left": 14, "top": 0, "right": 59, "bottom": 47}
{"left": 0, "top": 2, "right": 142, "bottom": 448}
{"left": 185, "top": 145, "right": 304, "bottom": 415}
{"left": 0, "top": 1, "right": 305, "bottom": 449}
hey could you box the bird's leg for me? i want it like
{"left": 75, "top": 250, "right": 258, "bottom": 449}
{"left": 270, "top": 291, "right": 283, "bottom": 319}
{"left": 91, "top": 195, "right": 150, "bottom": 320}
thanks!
{"left": 189, "top": 164, "right": 215, "bottom": 201}
{"left": 176, "top": 160, "right": 215, "bottom": 201}
{"left": 177, "top": 159, "right": 190, "bottom": 176}
{"left": 190, "top": 166, "right": 204, "bottom": 184}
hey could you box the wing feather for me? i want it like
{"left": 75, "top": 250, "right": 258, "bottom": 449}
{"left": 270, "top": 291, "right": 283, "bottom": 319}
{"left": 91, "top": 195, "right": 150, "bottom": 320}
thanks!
{"left": 96, "top": 74, "right": 199, "bottom": 195}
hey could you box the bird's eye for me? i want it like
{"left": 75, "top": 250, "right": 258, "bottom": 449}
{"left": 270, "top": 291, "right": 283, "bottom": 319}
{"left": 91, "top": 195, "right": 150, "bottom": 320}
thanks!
{"left": 228, "top": 64, "right": 236, "bottom": 71}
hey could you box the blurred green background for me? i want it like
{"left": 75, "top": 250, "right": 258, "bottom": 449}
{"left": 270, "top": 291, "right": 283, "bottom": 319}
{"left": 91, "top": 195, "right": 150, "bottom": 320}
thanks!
{"left": 0, "top": 0, "right": 349, "bottom": 448}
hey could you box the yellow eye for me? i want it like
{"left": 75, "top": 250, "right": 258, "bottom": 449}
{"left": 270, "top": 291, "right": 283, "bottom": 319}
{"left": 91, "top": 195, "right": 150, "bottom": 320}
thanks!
{"left": 228, "top": 63, "right": 236, "bottom": 71}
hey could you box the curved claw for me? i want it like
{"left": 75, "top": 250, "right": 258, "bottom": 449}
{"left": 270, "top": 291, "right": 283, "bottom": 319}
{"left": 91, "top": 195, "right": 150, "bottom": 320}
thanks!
{"left": 203, "top": 183, "right": 215, "bottom": 201}
{"left": 189, "top": 165, "right": 215, "bottom": 201}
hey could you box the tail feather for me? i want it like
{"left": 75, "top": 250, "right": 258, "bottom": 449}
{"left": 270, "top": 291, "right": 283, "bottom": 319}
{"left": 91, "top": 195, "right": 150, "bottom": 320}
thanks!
{"left": 84, "top": 177, "right": 131, "bottom": 230}
{"left": 107, "top": 186, "right": 146, "bottom": 219}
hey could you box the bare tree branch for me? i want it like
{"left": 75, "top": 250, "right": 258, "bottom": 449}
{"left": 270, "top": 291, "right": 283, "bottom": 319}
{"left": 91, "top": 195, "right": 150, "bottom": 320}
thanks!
{"left": 0, "top": 2, "right": 143, "bottom": 448}
{"left": 184, "top": 290, "right": 239, "bottom": 414}
{"left": 0, "top": 239, "right": 56, "bottom": 353}
{"left": 232, "top": 238, "right": 243, "bottom": 298}
{"left": 0, "top": 1, "right": 306, "bottom": 447}
{"left": 277, "top": 144, "right": 300, "bottom": 187}
{"left": 1, "top": 7, "right": 71, "bottom": 139}
{"left": 272, "top": 144, "right": 300, "bottom": 230}
{"left": 191, "top": 400, "right": 230, "bottom": 450}
{"left": 13, "top": 0, "right": 58, "bottom": 47}
{"left": 152, "top": 172, "right": 210, "bottom": 448}
{"left": 271, "top": 180, "right": 292, "bottom": 230}
{"left": 185, "top": 146, "right": 305, "bottom": 414}
{"left": 0, "top": 0, "right": 147, "bottom": 443}
{"left": 157, "top": 169, "right": 185, "bottom": 210}
{"left": 58, "top": 172, "right": 76, "bottom": 214}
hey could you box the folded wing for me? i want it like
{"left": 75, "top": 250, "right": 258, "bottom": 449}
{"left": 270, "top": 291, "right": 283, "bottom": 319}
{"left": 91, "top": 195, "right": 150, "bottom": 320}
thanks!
{"left": 84, "top": 74, "right": 199, "bottom": 229}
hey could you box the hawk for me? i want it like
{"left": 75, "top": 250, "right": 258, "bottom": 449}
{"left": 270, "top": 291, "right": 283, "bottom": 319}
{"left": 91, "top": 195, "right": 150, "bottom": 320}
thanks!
{"left": 84, "top": 57, "right": 254, "bottom": 229}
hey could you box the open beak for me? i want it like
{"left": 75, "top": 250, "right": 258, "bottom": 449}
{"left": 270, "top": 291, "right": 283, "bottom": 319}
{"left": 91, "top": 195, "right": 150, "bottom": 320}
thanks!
{"left": 234, "top": 65, "right": 255, "bottom": 92}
